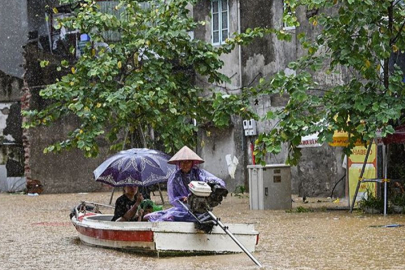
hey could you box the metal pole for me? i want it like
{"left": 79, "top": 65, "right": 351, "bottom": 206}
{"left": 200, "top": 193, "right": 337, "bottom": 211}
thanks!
{"left": 177, "top": 200, "right": 201, "bottom": 221}
{"left": 350, "top": 141, "right": 374, "bottom": 212}
{"left": 109, "top": 129, "right": 128, "bottom": 205}
{"left": 383, "top": 144, "right": 388, "bottom": 216}
{"left": 109, "top": 187, "right": 115, "bottom": 205}
{"left": 206, "top": 210, "right": 263, "bottom": 268}
{"left": 350, "top": 180, "right": 362, "bottom": 213}
{"left": 157, "top": 183, "right": 165, "bottom": 204}
{"left": 177, "top": 200, "right": 262, "bottom": 267}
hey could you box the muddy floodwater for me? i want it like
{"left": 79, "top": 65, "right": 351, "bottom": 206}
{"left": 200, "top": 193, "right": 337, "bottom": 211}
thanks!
{"left": 1, "top": 191, "right": 405, "bottom": 270}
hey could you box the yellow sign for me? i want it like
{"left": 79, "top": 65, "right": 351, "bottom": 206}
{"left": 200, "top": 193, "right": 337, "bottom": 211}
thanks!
{"left": 348, "top": 145, "right": 376, "bottom": 163}
{"left": 347, "top": 143, "right": 377, "bottom": 205}
{"left": 348, "top": 164, "right": 376, "bottom": 203}
{"left": 329, "top": 130, "right": 364, "bottom": 147}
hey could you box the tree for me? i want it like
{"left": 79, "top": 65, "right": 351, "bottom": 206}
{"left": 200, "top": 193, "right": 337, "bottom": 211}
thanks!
{"left": 23, "top": 0, "right": 266, "bottom": 157}
{"left": 253, "top": 0, "right": 405, "bottom": 165}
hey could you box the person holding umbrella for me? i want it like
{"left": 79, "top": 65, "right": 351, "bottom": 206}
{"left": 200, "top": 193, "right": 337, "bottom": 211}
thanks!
{"left": 112, "top": 185, "right": 144, "bottom": 222}
{"left": 93, "top": 148, "right": 176, "bottom": 213}
{"left": 145, "top": 146, "right": 226, "bottom": 222}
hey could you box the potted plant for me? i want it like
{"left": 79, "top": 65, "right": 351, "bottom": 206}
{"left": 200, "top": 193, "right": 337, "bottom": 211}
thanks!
{"left": 358, "top": 189, "right": 384, "bottom": 214}
{"left": 390, "top": 193, "right": 405, "bottom": 214}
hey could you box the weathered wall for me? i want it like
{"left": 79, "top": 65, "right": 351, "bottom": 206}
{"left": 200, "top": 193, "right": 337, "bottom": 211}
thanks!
{"left": 240, "top": 0, "right": 300, "bottom": 191}
{"left": 198, "top": 116, "right": 246, "bottom": 193}
{"left": 20, "top": 0, "right": 115, "bottom": 194}
{"left": 27, "top": 121, "right": 112, "bottom": 193}
{"left": 290, "top": 5, "right": 347, "bottom": 197}
{"left": 239, "top": 0, "right": 297, "bottom": 186}
{"left": 194, "top": 0, "right": 347, "bottom": 198}
{"left": 0, "top": 0, "right": 26, "bottom": 191}
{"left": 240, "top": 0, "right": 297, "bottom": 82}
{"left": 193, "top": 0, "right": 246, "bottom": 191}
{"left": 0, "top": 0, "right": 27, "bottom": 187}
{"left": 294, "top": 146, "right": 346, "bottom": 197}
{"left": 22, "top": 34, "right": 113, "bottom": 193}
{"left": 193, "top": 0, "right": 298, "bottom": 191}
{"left": 0, "top": 71, "right": 25, "bottom": 192}
{"left": 194, "top": 0, "right": 241, "bottom": 88}
{"left": 0, "top": 1, "right": 28, "bottom": 78}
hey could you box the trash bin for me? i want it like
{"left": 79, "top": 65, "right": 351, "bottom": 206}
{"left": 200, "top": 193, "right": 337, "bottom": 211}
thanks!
{"left": 247, "top": 164, "right": 292, "bottom": 210}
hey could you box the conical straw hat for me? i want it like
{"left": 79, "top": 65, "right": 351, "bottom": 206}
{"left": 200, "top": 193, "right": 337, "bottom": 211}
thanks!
{"left": 168, "top": 146, "right": 204, "bottom": 164}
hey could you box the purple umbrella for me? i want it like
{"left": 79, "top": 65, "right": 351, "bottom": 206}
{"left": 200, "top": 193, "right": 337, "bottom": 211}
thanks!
{"left": 94, "top": 148, "right": 175, "bottom": 187}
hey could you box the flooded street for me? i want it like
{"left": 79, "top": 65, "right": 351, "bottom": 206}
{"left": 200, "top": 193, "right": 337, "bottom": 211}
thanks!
{"left": 1, "top": 191, "right": 405, "bottom": 270}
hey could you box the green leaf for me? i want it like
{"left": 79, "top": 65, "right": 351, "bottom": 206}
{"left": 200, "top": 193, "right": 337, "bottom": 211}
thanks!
{"left": 40, "top": 60, "right": 50, "bottom": 68}
{"left": 61, "top": 60, "right": 69, "bottom": 67}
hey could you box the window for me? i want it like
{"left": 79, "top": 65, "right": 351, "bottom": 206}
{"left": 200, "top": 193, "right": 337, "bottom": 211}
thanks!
{"left": 211, "top": 0, "right": 229, "bottom": 45}
{"left": 283, "top": 1, "right": 296, "bottom": 30}
{"left": 98, "top": 1, "right": 123, "bottom": 42}
{"left": 97, "top": 1, "right": 152, "bottom": 42}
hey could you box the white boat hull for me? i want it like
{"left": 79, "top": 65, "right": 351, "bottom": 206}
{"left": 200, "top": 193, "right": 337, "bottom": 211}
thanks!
{"left": 71, "top": 214, "right": 259, "bottom": 256}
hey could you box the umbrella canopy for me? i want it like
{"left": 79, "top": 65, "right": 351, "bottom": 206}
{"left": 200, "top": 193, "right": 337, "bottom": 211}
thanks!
{"left": 94, "top": 148, "right": 176, "bottom": 187}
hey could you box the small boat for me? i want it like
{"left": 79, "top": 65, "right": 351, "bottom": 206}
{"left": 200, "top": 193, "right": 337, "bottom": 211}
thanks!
{"left": 71, "top": 210, "right": 259, "bottom": 257}
{"left": 71, "top": 212, "right": 259, "bottom": 256}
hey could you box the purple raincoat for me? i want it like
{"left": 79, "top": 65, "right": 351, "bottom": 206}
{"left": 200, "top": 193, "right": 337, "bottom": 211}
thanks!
{"left": 145, "top": 166, "right": 225, "bottom": 222}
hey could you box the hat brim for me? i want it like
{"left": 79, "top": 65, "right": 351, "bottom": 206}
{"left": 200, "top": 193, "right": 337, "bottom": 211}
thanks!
{"left": 168, "top": 146, "right": 204, "bottom": 164}
{"left": 167, "top": 159, "right": 204, "bottom": 165}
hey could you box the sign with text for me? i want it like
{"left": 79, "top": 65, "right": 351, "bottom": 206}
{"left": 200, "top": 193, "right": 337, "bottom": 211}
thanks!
{"left": 347, "top": 143, "right": 377, "bottom": 206}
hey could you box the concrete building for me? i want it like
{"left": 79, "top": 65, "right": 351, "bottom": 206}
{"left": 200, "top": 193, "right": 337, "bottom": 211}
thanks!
{"left": 0, "top": 0, "right": 346, "bottom": 197}
{"left": 0, "top": 2, "right": 28, "bottom": 192}
{"left": 0, "top": 0, "right": 110, "bottom": 193}
{"left": 193, "top": 0, "right": 346, "bottom": 197}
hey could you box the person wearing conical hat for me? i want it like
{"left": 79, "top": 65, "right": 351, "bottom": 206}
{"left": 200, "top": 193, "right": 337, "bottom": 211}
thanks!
{"left": 144, "top": 146, "right": 225, "bottom": 222}
{"left": 167, "top": 145, "right": 205, "bottom": 165}
{"left": 167, "top": 146, "right": 225, "bottom": 208}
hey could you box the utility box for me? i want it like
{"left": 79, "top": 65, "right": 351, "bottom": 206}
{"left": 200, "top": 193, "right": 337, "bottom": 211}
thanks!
{"left": 247, "top": 164, "right": 292, "bottom": 210}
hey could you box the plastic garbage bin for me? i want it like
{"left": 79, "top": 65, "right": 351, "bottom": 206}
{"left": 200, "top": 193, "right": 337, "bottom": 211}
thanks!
{"left": 247, "top": 164, "right": 292, "bottom": 210}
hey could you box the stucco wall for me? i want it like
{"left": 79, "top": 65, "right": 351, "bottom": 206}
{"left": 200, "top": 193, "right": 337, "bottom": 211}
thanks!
{"left": 193, "top": 0, "right": 347, "bottom": 198}
{"left": 288, "top": 5, "right": 347, "bottom": 197}
{"left": 28, "top": 122, "right": 111, "bottom": 193}
{"left": 198, "top": 116, "right": 246, "bottom": 193}
{"left": 0, "top": 69, "right": 25, "bottom": 192}
{"left": 193, "top": 0, "right": 297, "bottom": 191}
{"left": 294, "top": 146, "right": 346, "bottom": 197}
{"left": 240, "top": 0, "right": 296, "bottom": 167}
{"left": 23, "top": 38, "right": 112, "bottom": 193}
{"left": 0, "top": 0, "right": 28, "bottom": 78}
{"left": 194, "top": 0, "right": 242, "bottom": 89}
{"left": 0, "top": 0, "right": 349, "bottom": 196}
{"left": 240, "top": 0, "right": 298, "bottom": 189}
{"left": 20, "top": 3, "right": 113, "bottom": 193}
{"left": 193, "top": 0, "right": 246, "bottom": 191}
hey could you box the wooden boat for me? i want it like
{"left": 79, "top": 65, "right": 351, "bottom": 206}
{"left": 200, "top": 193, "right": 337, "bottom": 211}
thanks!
{"left": 71, "top": 212, "right": 259, "bottom": 256}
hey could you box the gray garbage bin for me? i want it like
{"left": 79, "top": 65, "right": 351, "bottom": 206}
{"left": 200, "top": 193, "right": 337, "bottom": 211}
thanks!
{"left": 247, "top": 164, "right": 292, "bottom": 210}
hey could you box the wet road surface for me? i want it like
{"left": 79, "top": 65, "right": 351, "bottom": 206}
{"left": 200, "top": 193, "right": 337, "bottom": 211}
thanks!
{"left": 1, "top": 191, "right": 404, "bottom": 270}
